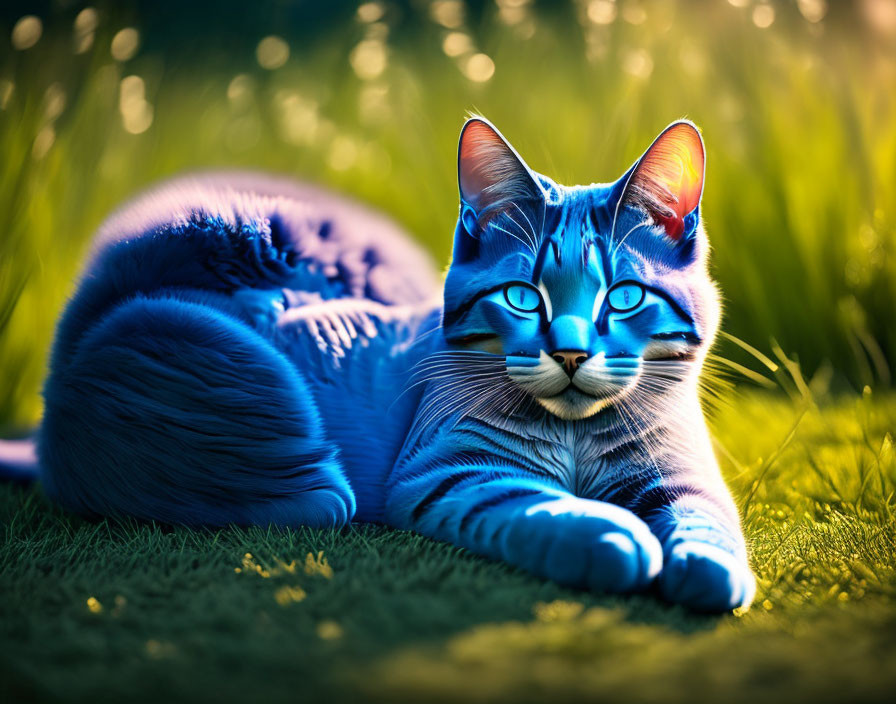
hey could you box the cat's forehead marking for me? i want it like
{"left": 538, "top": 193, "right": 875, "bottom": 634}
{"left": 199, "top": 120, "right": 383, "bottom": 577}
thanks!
{"left": 533, "top": 186, "right": 617, "bottom": 289}
{"left": 535, "top": 212, "right": 610, "bottom": 314}
{"left": 541, "top": 185, "right": 615, "bottom": 239}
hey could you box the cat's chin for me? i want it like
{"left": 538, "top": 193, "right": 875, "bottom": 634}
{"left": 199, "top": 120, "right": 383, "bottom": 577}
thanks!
{"left": 536, "top": 387, "right": 615, "bottom": 421}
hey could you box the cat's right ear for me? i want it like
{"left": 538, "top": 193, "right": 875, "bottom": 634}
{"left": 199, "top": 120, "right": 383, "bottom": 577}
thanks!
{"left": 457, "top": 117, "right": 543, "bottom": 234}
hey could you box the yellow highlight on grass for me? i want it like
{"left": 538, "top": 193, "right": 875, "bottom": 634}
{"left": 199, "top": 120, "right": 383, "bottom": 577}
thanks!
{"left": 241, "top": 552, "right": 272, "bottom": 578}
{"left": 237, "top": 550, "right": 333, "bottom": 579}
{"left": 237, "top": 551, "right": 333, "bottom": 609}
{"left": 533, "top": 600, "right": 584, "bottom": 623}
{"left": 317, "top": 621, "right": 343, "bottom": 640}
{"left": 86, "top": 596, "right": 102, "bottom": 614}
{"left": 304, "top": 551, "right": 334, "bottom": 579}
{"left": 274, "top": 585, "right": 307, "bottom": 607}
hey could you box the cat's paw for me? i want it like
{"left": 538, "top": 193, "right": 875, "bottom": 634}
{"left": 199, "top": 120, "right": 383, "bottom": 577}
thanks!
{"left": 514, "top": 498, "right": 663, "bottom": 594}
{"left": 585, "top": 529, "right": 662, "bottom": 593}
{"left": 659, "top": 540, "right": 756, "bottom": 612}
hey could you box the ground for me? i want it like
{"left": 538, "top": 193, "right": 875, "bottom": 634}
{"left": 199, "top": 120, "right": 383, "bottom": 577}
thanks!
{"left": 1, "top": 390, "right": 895, "bottom": 704}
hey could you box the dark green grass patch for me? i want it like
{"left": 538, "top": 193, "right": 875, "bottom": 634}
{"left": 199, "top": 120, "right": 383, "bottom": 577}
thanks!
{"left": 2, "top": 391, "right": 895, "bottom": 703}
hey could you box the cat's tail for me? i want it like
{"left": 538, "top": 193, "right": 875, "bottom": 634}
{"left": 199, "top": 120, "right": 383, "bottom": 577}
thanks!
{"left": 0, "top": 437, "right": 40, "bottom": 483}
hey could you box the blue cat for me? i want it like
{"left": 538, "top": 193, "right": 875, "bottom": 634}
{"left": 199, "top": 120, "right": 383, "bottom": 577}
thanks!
{"left": 1, "top": 118, "right": 755, "bottom": 612}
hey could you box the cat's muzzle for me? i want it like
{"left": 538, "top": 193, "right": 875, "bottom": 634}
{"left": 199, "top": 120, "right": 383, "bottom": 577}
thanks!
{"left": 506, "top": 351, "right": 640, "bottom": 420}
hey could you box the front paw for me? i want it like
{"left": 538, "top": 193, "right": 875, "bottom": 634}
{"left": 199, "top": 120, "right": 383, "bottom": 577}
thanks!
{"left": 509, "top": 499, "right": 663, "bottom": 594}
{"left": 660, "top": 541, "right": 756, "bottom": 612}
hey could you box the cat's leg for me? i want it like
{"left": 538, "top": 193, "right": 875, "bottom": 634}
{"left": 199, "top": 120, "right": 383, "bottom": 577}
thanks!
{"left": 386, "top": 458, "right": 662, "bottom": 592}
{"left": 626, "top": 479, "right": 756, "bottom": 612}
{"left": 39, "top": 295, "right": 354, "bottom": 528}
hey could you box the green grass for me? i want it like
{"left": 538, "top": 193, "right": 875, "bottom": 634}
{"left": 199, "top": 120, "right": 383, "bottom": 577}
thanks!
{"left": 2, "top": 390, "right": 895, "bottom": 703}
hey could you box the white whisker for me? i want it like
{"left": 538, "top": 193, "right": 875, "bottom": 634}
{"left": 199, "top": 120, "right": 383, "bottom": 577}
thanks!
{"left": 612, "top": 221, "right": 648, "bottom": 257}
{"left": 490, "top": 222, "right": 536, "bottom": 254}
{"left": 508, "top": 202, "right": 539, "bottom": 252}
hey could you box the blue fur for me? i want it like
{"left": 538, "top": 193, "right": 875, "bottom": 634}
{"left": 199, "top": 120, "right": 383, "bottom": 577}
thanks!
{"left": 5, "top": 122, "right": 755, "bottom": 612}
{"left": 41, "top": 294, "right": 353, "bottom": 528}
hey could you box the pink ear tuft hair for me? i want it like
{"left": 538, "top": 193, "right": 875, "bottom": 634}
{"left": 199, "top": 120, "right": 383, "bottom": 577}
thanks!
{"left": 458, "top": 118, "right": 540, "bottom": 220}
{"left": 623, "top": 121, "right": 705, "bottom": 240}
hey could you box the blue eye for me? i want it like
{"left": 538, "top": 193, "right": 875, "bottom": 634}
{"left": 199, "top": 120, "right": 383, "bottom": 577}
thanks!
{"left": 607, "top": 282, "right": 645, "bottom": 312}
{"left": 503, "top": 284, "right": 541, "bottom": 312}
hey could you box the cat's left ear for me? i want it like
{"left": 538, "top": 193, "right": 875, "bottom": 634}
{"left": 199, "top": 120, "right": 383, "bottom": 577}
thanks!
{"left": 616, "top": 120, "right": 705, "bottom": 241}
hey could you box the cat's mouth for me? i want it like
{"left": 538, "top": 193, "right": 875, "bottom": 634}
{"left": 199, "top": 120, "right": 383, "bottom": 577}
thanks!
{"left": 535, "top": 384, "right": 619, "bottom": 420}
{"left": 557, "top": 382, "right": 614, "bottom": 402}
{"left": 535, "top": 371, "right": 638, "bottom": 420}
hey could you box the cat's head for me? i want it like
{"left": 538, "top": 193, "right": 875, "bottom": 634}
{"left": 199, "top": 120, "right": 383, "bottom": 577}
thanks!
{"left": 442, "top": 117, "right": 720, "bottom": 421}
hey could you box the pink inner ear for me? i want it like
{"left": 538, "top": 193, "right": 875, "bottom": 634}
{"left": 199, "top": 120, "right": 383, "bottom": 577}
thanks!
{"left": 459, "top": 121, "right": 503, "bottom": 209}
{"left": 458, "top": 120, "right": 534, "bottom": 215}
{"left": 625, "top": 123, "right": 705, "bottom": 240}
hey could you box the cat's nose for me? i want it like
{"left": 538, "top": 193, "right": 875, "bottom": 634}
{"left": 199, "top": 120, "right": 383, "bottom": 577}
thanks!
{"left": 550, "top": 350, "right": 589, "bottom": 377}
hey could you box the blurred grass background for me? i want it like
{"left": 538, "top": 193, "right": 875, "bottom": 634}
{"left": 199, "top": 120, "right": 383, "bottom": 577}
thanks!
{"left": 0, "top": 0, "right": 895, "bottom": 428}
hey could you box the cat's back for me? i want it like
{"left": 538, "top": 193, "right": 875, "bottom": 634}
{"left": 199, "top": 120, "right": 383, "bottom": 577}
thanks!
{"left": 88, "top": 171, "right": 440, "bottom": 306}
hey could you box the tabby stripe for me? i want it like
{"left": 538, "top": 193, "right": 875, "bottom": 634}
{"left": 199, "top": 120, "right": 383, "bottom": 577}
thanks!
{"left": 599, "top": 437, "right": 649, "bottom": 465}
{"left": 597, "top": 473, "right": 657, "bottom": 507}
{"left": 415, "top": 450, "right": 509, "bottom": 475}
{"left": 458, "top": 488, "right": 543, "bottom": 534}
{"left": 454, "top": 428, "right": 548, "bottom": 476}
{"left": 630, "top": 483, "right": 706, "bottom": 518}
{"left": 410, "top": 470, "right": 482, "bottom": 522}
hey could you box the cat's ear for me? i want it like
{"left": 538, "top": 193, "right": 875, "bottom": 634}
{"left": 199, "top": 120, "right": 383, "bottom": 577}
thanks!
{"left": 617, "top": 120, "right": 705, "bottom": 241}
{"left": 457, "top": 117, "right": 543, "bottom": 226}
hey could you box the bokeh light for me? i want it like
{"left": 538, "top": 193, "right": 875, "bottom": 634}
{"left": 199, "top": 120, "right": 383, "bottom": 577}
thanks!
{"left": 797, "top": 0, "right": 828, "bottom": 23}
{"left": 350, "top": 39, "right": 388, "bottom": 80}
{"left": 357, "top": 2, "right": 385, "bottom": 24}
{"left": 430, "top": 0, "right": 464, "bottom": 29}
{"left": 751, "top": 4, "right": 775, "bottom": 29}
{"left": 463, "top": 53, "right": 495, "bottom": 82}
{"left": 0, "top": 80, "right": 13, "bottom": 110}
{"left": 42, "top": 83, "right": 65, "bottom": 122}
{"left": 31, "top": 126, "right": 54, "bottom": 159}
{"left": 621, "top": 48, "right": 653, "bottom": 79}
{"left": 11, "top": 15, "right": 41, "bottom": 49}
{"left": 119, "top": 75, "right": 153, "bottom": 134}
{"left": 587, "top": 0, "right": 617, "bottom": 26}
{"left": 73, "top": 8, "right": 98, "bottom": 54}
{"left": 226, "top": 74, "right": 254, "bottom": 109}
{"left": 256, "top": 35, "right": 289, "bottom": 70}
{"left": 111, "top": 28, "right": 140, "bottom": 61}
{"left": 442, "top": 32, "right": 473, "bottom": 57}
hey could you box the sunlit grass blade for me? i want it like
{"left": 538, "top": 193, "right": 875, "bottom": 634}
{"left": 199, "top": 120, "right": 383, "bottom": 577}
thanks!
{"left": 706, "top": 352, "right": 777, "bottom": 389}
{"left": 719, "top": 332, "right": 779, "bottom": 373}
